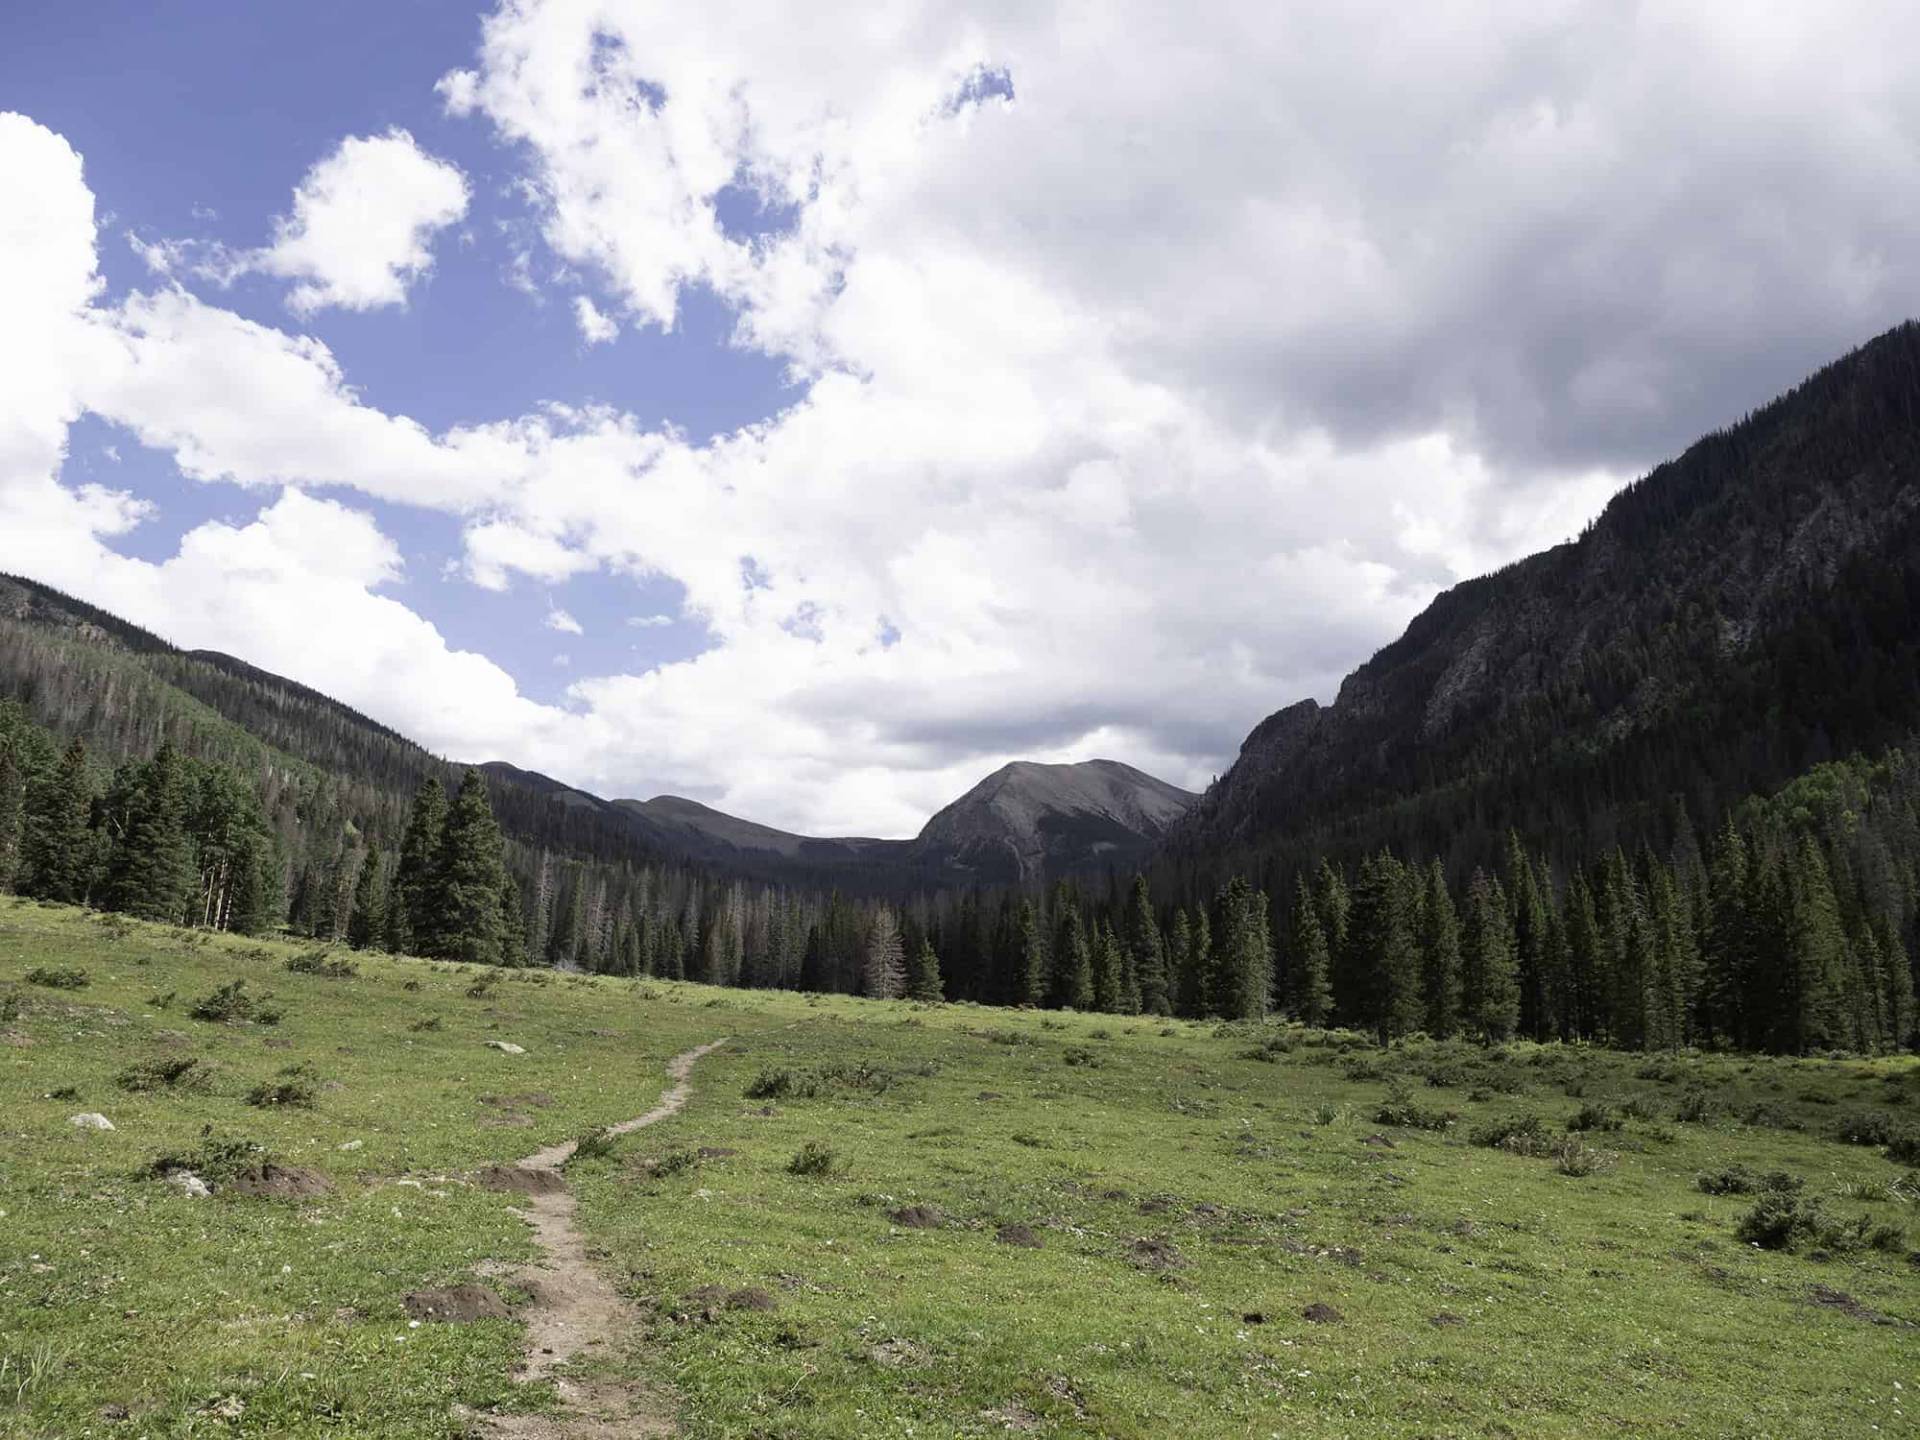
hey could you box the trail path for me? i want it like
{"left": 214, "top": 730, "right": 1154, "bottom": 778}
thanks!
{"left": 471, "top": 1039, "right": 728, "bottom": 1439}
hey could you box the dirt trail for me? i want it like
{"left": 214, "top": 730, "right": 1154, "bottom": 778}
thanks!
{"left": 470, "top": 1039, "right": 728, "bottom": 1439}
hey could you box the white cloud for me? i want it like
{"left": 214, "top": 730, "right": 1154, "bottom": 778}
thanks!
{"left": 628, "top": 613, "right": 674, "bottom": 628}
{"left": 545, "top": 604, "right": 583, "bottom": 634}
{"left": 573, "top": 295, "right": 618, "bottom": 344}
{"left": 10, "top": 2, "right": 1920, "bottom": 835}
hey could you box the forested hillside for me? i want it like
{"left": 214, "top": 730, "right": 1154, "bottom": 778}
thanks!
{"left": 1169, "top": 321, "right": 1920, "bottom": 889}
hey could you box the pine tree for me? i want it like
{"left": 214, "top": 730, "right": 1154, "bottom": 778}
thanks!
{"left": 427, "top": 769, "right": 510, "bottom": 965}
{"left": 1785, "top": 836, "right": 1848, "bottom": 1052}
{"left": 347, "top": 844, "right": 385, "bottom": 950}
{"left": 1168, "top": 907, "right": 1197, "bottom": 1016}
{"left": 392, "top": 777, "right": 447, "bottom": 956}
{"left": 1091, "top": 919, "right": 1122, "bottom": 1012}
{"left": 1211, "top": 876, "right": 1274, "bottom": 1021}
{"left": 18, "top": 738, "right": 95, "bottom": 905}
{"left": 906, "top": 936, "right": 944, "bottom": 1002}
{"left": 0, "top": 739, "right": 26, "bottom": 893}
{"left": 1053, "top": 902, "right": 1095, "bottom": 1010}
{"left": 1285, "top": 877, "right": 1333, "bottom": 1025}
{"left": 1461, "top": 868, "right": 1519, "bottom": 1042}
{"left": 1415, "top": 859, "right": 1461, "bottom": 1039}
{"left": 1348, "top": 853, "right": 1419, "bottom": 1041}
{"left": 498, "top": 872, "right": 528, "bottom": 967}
{"left": 1014, "top": 898, "right": 1048, "bottom": 1006}
{"left": 864, "top": 906, "right": 906, "bottom": 999}
{"left": 102, "top": 745, "right": 196, "bottom": 924}
{"left": 1562, "top": 867, "right": 1602, "bottom": 1042}
{"left": 1126, "top": 876, "right": 1170, "bottom": 1015}
{"left": 1504, "top": 832, "right": 1549, "bottom": 1039}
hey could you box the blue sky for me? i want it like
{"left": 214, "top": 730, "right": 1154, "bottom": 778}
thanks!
{"left": 3, "top": 0, "right": 790, "bottom": 702}
{"left": 4, "top": 3, "right": 1916, "bottom": 834}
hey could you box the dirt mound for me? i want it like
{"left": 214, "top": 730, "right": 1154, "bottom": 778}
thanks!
{"left": 479, "top": 1164, "right": 567, "bottom": 1195}
{"left": 226, "top": 1164, "right": 332, "bottom": 1200}
{"left": 1302, "top": 1301, "right": 1343, "bottom": 1324}
{"left": 889, "top": 1204, "right": 944, "bottom": 1229}
{"left": 405, "top": 1284, "right": 509, "bottom": 1323}
{"left": 996, "top": 1222, "right": 1043, "bottom": 1249}
{"left": 696, "top": 1146, "right": 738, "bottom": 1159}
{"left": 1129, "top": 1237, "right": 1187, "bottom": 1270}
{"left": 1806, "top": 1285, "right": 1905, "bottom": 1326}
{"left": 685, "top": 1284, "right": 778, "bottom": 1319}
{"left": 1429, "top": 1311, "right": 1466, "bottom": 1327}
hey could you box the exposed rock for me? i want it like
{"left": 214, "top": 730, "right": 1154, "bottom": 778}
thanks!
{"left": 166, "top": 1171, "right": 212, "bottom": 1199}
{"left": 69, "top": 1112, "right": 114, "bottom": 1130}
{"left": 485, "top": 1041, "right": 527, "bottom": 1055}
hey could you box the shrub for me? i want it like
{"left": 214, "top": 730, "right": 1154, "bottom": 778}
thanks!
{"left": 1884, "top": 1128, "right": 1920, "bottom": 1166}
{"left": 189, "top": 979, "right": 281, "bottom": 1025}
{"left": 0, "top": 990, "right": 20, "bottom": 1023}
{"left": 1695, "top": 1165, "right": 1802, "bottom": 1196}
{"left": 1553, "top": 1136, "right": 1609, "bottom": 1177}
{"left": 1373, "top": 1085, "right": 1456, "bottom": 1132}
{"left": 1734, "top": 1193, "right": 1869, "bottom": 1253}
{"left": 246, "top": 1066, "right": 318, "bottom": 1109}
{"left": 1672, "top": 1090, "right": 1717, "bottom": 1123}
{"left": 285, "top": 949, "right": 358, "bottom": 979}
{"left": 649, "top": 1147, "right": 700, "bottom": 1177}
{"left": 25, "top": 966, "right": 87, "bottom": 990}
{"left": 116, "top": 1057, "right": 211, "bottom": 1093}
{"left": 1834, "top": 1111, "right": 1898, "bottom": 1147}
{"left": 787, "top": 1141, "right": 838, "bottom": 1176}
{"left": 150, "top": 1133, "right": 271, "bottom": 1185}
{"left": 1311, "top": 1102, "right": 1339, "bottom": 1126}
{"left": 1241, "top": 1036, "right": 1292, "bottom": 1063}
{"left": 408, "top": 1015, "right": 443, "bottom": 1032}
{"left": 567, "top": 1126, "right": 617, "bottom": 1166}
{"left": 1063, "top": 1047, "right": 1103, "bottom": 1068}
{"left": 1567, "top": 1103, "right": 1624, "bottom": 1133}
{"left": 465, "top": 977, "right": 497, "bottom": 1000}
{"left": 1470, "top": 1114, "right": 1552, "bottom": 1155}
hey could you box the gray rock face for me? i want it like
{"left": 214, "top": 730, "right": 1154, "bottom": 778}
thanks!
{"left": 69, "top": 1112, "right": 114, "bottom": 1130}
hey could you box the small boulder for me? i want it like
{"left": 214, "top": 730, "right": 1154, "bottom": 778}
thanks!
{"left": 485, "top": 1041, "right": 527, "bottom": 1055}
{"left": 1302, "top": 1301, "right": 1343, "bottom": 1324}
{"left": 69, "top": 1112, "right": 115, "bottom": 1130}
{"left": 167, "top": 1171, "right": 212, "bottom": 1199}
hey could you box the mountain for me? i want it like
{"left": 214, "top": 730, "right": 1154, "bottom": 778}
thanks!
{"left": 1168, "top": 320, "right": 1920, "bottom": 884}
{"left": 613, "top": 760, "right": 1197, "bottom": 886}
{"left": 0, "top": 572, "right": 1193, "bottom": 893}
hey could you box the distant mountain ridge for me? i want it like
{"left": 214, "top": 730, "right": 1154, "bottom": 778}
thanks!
{"left": 615, "top": 759, "right": 1197, "bottom": 885}
{"left": 1167, "top": 320, "right": 1920, "bottom": 883}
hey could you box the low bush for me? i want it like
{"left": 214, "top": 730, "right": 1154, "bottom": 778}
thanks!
{"left": 1470, "top": 1113, "right": 1552, "bottom": 1155}
{"left": 285, "top": 949, "right": 358, "bottom": 979}
{"left": 245, "top": 1065, "right": 318, "bottom": 1108}
{"left": 1734, "top": 1193, "right": 1874, "bottom": 1253}
{"left": 116, "top": 1057, "right": 212, "bottom": 1093}
{"left": 1567, "top": 1103, "right": 1624, "bottom": 1133}
{"left": 1373, "top": 1085, "right": 1456, "bottom": 1132}
{"left": 787, "top": 1140, "right": 838, "bottom": 1176}
{"left": 1834, "top": 1111, "right": 1898, "bottom": 1147}
{"left": 189, "top": 979, "right": 281, "bottom": 1025}
{"left": 1695, "top": 1165, "right": 1802, "bottom": 1196}
{"left": 25, "top": 966, "right": 87, "bottom": 990}
{"left": 1553, "top": 1136, "right": 1609, "bottom": 1178}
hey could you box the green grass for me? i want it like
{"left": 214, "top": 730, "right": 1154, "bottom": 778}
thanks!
{"left": 2, "top": 897, "right": 1917, "bottom": 1437}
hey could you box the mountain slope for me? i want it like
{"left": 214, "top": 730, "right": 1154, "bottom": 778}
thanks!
{"left": 614, "top": 760, "right": 1197, "bottom": 886}
{"left": 1170, "top": 320, "right": 1920, "bottom": 880}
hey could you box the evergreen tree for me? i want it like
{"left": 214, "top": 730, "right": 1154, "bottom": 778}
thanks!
{"left": 0, "top": 739, "right": 25, "bottom": 893}
{"left": 1504, "top": 832, "right": 1550, "bottom": 1039}
{"left": 1014, "top": 898, "right": 1048, "bottom": 1006}
{"left": 1211, "top": 876, "right": 1274, "bottom": 1021}
{"left": 1785, "top": 835, "right": 1848, "bottom": 1052}
{"left": 102, "top": 745, "right": 196, "bottom": 923}
{"left": 864, "top": 905, "right": 906, "bottom": 999}
{"left": 1415, "top": 858, "right": 1462, "bottom": 1039}
{"left": 18, "top": 738, "right": 95, "bottom": 905}
{"left": 1126, "top": 876, "right": 1170, "bottom": 1015}
{"left": 1285, "top": 876, "right": 1333, "bottom": 1025}
{"left": 347, "top": 844, "right": 386, "bottom": 950}
{"left": 1347, "top": 853, "right": 1419, "bottom": 1041}
{"left": 392, "top": 776, "right": 447, "bottom": 956}
{"left": 1168, "top": 907, "right": 1198, "bottom": 1016}
{"left": 906, "top": 935, "right": 944, "bottom": 1002}
{"left": 497, "top": 872, "right": 528, "bottom": 967}
{"left": 1562, "top": 867, "right": 1602, "bottom": 1042}
{"left": 1461, "top": 868, "right": 1519, "bottom": 1042}
{"left": 427, "top": 769, "right": 510, "bottom": 966}
{"left": 1091, "top": 919, "right": 1122, "bottom": 1012}
{"left": 1053, "top": 901, "right": 1095, "bottom": 1010}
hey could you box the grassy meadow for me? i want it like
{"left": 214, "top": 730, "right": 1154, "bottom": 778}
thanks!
{"left": 1, "top": 896, "right": 1915, "bottom": 1437}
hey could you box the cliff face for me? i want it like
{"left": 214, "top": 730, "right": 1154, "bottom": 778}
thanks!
{"left": 1170, "top": 321, "right": 1920, "bottom": 874}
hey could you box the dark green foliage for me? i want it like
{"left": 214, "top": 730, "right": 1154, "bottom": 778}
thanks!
{"left": 285, "top": 948, "right": 358, "bottom": 979}
{"left": 25, "top": 965, "right": 87, "bottom": 990}
{"left": 189, "top": 979, "right": 280, "bottom": 1026}
{"left": 1734, "top": 1193, "right": 1873, "bottom": 1253}
{"left": 101, "top": 745, "right": 197, "bottom": 923}
{"left": 786, "top": 1140, "right": 838, "bottom": 1176}
{"left": 1567, "top": 1103, "right": 1624, "bottom": 1133}
{"left": 149, "top": 1133, "right": 272, "bottom": 1186}
{"left": 1373, "top": 1084, "right": 1456, "bottom": 1131}
{"left": 1285, "top": 877, "right": 1333, "bottom": 1026}
{"left": 1886, "top": 1129, "right": 1920, "bottom": 1165}
{"left": 567, "top": 1126, "right": 617, "bottom": 1166}
{"left": 116, "top": 1057, "right": 212, "bottom": 1093}
{"left": 1211, "top": 875, "right": 1274, "bottom": 1022}
{"left": 905, "top": 936, "right": 944, "bottom": 1002}
{"left": 347, "top": 844, "right": 386, "bottom": 951}
{"left": 1696, "top": 1165, "right": 1802, "bottom": 1196}
{"left": 425, "top": 770, "right": 510, "bottom": 966}
{"left": 1461, "top": 869, "right": 1519, "bottom": 1043}
{"left": 18, "top": 738, "right": 95, "bottom": 904}
{"left": 246, "top": 1066, "right": 319, "bottom": 1108}
{"left": 1833, "top": 1111, "right": 1899, "bottom": 1147}
{"left": 1470, "top": 1114, "right": 1552, "bottom": 1154}
{"left": 1127, "top": 876, "right": 1170, "bottom": 1016}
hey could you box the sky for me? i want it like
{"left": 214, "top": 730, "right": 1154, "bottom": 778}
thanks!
{"left": 3, "top": 3, "right": 1919, "bottom": 837}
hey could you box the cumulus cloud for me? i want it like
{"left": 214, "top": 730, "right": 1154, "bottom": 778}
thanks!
{"left": 573, "top": 295, "right": 618, "bottom": 344}
{"left": 545, "top": 604, "right": 583, "bottom": 634}
{"left": 9, "top": 1, "right": 1920, "bottom": 835}
{"left": 132, "top": 129, "right": 469, "bottom": 314}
